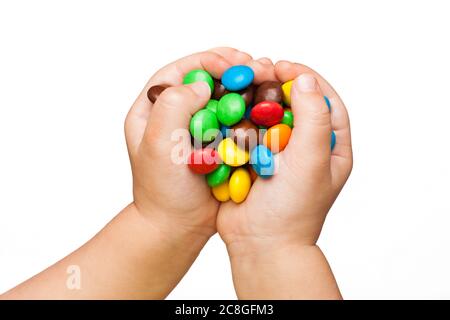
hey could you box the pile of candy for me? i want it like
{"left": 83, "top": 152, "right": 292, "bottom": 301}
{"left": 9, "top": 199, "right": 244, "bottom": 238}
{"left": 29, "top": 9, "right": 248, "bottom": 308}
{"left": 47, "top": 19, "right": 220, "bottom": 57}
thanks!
{"left": 147, "top": 65, "right": 336, "bottom": 204}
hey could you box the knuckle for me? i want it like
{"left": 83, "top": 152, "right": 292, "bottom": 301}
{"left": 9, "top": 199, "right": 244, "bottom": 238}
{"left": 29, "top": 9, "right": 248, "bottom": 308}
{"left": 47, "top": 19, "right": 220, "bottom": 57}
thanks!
{"left": 157, "top": 86, "right": 194, "bottom": 109}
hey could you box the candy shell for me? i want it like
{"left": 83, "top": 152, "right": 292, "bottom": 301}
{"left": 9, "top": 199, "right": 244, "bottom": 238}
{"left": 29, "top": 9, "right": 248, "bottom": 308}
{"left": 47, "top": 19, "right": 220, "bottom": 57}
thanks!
{"left": 212, "top": 79, "right": 229, "bottom": 100}
{"left": 281, "top": 80, "right": 293, "bottom": 106}
{"left": 206, "top": 164, "right": 231, "bottom": 187}
{"left": 189, "top": 109, "right": 220, "bottom": 142}
{"left": 217, "top": 138, "right": 249, "bottom": 167}
{"left": 188, "top": 148, "right": 219, "bottom": 174}
{"left": 250, "top": 101, "right": 284, "bottom": 127}
{"left": 250, "top": 145, "right": 275, "bottom": 178}
{"left": 222, "top": 65, "right": 254, "bottom": 91}
{"left": 230, "top": 119, "right": 259, "bottom": 151}
{"left": 331, "top": 131, "right": 336, "bottom": 150}
{"left": 263, "top": 124, "right": 292, "bottom": 153}
{"left": 324, "top": 96, "right": 331, "bottom": 111}
{"left": 147, "top": 85, "right": 168, "bottom": 103}
{"left": 183, "top": 69, "right": 214, "bottom": 92}
{"left": 281, "top": 109, "right": 294, "bottom": 128}
{"left": 212, "top": 181, "right": 230, "bottom": 202}
{"left": 205, "top": 99, "right": 218, "bottom": 114}
{"left": 217, "top": 93, "right": 246, "bottom": 126}
{"left": 254, "top": 81, "right": 282, "bottom": 104}
{"left": 229, "top": 168, "right": 251, "bottom": 203}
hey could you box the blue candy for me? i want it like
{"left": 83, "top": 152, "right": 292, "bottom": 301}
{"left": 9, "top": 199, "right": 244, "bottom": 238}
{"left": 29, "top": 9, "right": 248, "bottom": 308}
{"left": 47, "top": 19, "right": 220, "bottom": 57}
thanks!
{"left": 244, "top": 105, "right": 253, "bottom": 120}
{"left": 331, "top": 131, "right": 336, "bottom": 150}
{"left": 221, "top": 65, "right": 254, "bottom": 91}
{"left": 324, "top": 96, "right": 331, "bottom": 111}
{"left": 250, "top": 145, "right": 274, "bottom": 178}
{"left": 220, "top": 125, "right": 231, "bottom": 138}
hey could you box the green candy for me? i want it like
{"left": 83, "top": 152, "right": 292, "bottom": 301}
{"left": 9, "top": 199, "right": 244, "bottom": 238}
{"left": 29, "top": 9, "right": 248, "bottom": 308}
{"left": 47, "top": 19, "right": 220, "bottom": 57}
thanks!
{"left": 217, "top": 93, "right": 245, "bottom": 126}
{"left": 206, "top": 164, "right": 231, "bottom": 187}
{"left": 183, "top": 69, "right": 214, "bottom": 93}
{"left": 205, "top": 99, "right": 218, "bottom": 114}
{"left": 281, "top": 110, "right": 294, "bottom": 128}
{"left": 189, "top": 109, "right": 219, "bottom": 142}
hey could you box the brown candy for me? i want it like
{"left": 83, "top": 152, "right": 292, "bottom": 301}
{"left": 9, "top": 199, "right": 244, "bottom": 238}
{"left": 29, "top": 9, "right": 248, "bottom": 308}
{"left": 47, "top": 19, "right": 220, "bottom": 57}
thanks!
{"left": 147, "top": 85, "right": 168, "bottom": 103}
{"left": 230, "top": 119, "right": 260, "bottom": 151}
{"left": 212, "top": 79, "right": 229, "bottom": 100}
{"left": 239, "top": 85, "right": 254, "bottom": 106}
{"left": 254, "top": 81, "right": 282, "bottom": 104}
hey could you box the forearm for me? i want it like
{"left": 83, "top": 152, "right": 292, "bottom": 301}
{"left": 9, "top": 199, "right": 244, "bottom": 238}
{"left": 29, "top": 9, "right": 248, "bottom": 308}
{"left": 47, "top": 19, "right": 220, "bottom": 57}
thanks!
{"left": 2, "top": 203, "right": 211, "bottom": 299}
{"left": 228, "top": 242, "right": 341, "bottom": 300}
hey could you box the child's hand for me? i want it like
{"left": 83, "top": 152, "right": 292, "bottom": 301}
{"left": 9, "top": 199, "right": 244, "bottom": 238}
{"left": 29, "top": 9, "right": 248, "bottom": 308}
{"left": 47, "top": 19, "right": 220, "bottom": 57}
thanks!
{"left": 125, "top": 48, "right": 257, "bottom": 237}
{"left": 217, "top": 61, "right": 353, "bottom": 299}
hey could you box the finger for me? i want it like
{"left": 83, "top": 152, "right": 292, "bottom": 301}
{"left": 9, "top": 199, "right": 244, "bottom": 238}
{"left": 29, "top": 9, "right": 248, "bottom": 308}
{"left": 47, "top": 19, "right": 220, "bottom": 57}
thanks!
{"left": 256, "top": 57, "right": 274, "bottom": 65}
{"left": 284, "top": 73, "right": 332, "bottom": 171}
{"left": 143, "top": 81, "right": 211, "bottom": 155}
{"left": 125, "top": 51, "right": 232, "bottom": 155}
{"left": 208, "top": 47, "right": 253, "bottom": 65}
{"left": 245, "top": 59, "right": 277, "bottom": 84}
{"left": 275, "top": 61, "right": 352, "bottom": 186}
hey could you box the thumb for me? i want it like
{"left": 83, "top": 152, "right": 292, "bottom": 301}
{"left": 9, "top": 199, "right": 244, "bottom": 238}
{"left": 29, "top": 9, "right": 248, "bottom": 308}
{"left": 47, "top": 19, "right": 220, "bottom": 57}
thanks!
{"left": 144, "top": 81, "right": 211, "bottom": 152}
{"left": 286, "top": 73, "right": 332, "bottom": 168}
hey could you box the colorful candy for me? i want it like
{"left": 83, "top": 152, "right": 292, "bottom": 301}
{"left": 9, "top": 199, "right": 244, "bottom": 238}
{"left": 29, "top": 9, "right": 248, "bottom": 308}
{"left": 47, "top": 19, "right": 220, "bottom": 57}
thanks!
{"left": 221, "top": 65, "right": 255, "bottom": 91}
{"left": 254, "top": 81, "right": 282, "bottom": 104}
{"left": 212, "top": 181, "right": 230, "bottom": 202}
{"left": 188, "top": 148, "right": 219, "bottom": 174}
{"left": 147, "top": 85, "right": 168, "bottom": 103}
{"left": 229, "top": 168, "right": 251, "bottom": 203}
{"left": 151, "top": 65, "right": 339, "bottom": 204}
{"left": 281, "top": 80, "right": 293, "bottom": 106}
{"left": 250, "top": 145, "right": 275, "bottom": 178}
{"left": 263, "top": 124, "right": 292, "bottom": 153}
{"left": 189, "top": 109, "right": 220, "bottom": 142}
{"left": 206, "top": 164, "right": 231, "bottom": 187}
{"left": 281, "top": 108, "right": 294, "bottom": 128}
{"left": 183, "top": 69, "right": 215, "bottom": 92}
{"left": 217, "top": 93, "right": 246, "bottom": 126}
{"left": 250, "top": 101, "right": 284, "bottom": 127}
{"left": 217, "top": 138, "right": 250, "bottom": 167}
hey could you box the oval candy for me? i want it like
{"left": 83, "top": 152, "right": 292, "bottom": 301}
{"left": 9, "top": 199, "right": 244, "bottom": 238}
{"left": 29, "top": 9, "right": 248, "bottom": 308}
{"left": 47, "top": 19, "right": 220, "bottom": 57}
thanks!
{"left": 250, "top": 145, "right": 275, "bottom": 178}
{"left": 188, "top": 148, "right": 219, "bottom": 174}
{"left": 230, "top": 119, "right": 259, "bottom": 151}
{"left": 254, "top": 81, "right": 282, "bottom": 104}
{"left": 239, "top": 85, "right": 254, "bottom": 106}
{"left": 263, "top": 124, "right": 292, "bottom": 153}
{"left": 229, "top": 168, "right": 251, "bottom": 203}
{"left": 221, "top": 65, "right": 254, "bottom": 91}
{"left": 212, "top": 181, "right": 230, "bottom": 202}
{"left": 189, "top": 109, "right": 220, "bottom": 142}
{"left": 281, "top": 80, "right": 293, "bottom": 106}
{"left": 281, "top": 109, "right": 294, "bottom": 128}
{"left": 147, "top": 85, "right": 168, "bottom": 103}
{"left": 205, "top": 99, "right": 218, "bottom": 114}
{"left": 217, "top": 138, "right": 249, "bottom": 167}
{"left": 212, "top": 79, "right": 229, "bottom": 100}
{"left": 324, "top": 96, "right": 331, "bottom": 111}
{"left": 250, "top": 101, "right": 284, "bottom": 127}
{"left": 183, "top": 69, "right": 215, "bottom": 92}
{"left": 217, "top": 93, "right": 246, "bottom": 126}
{"left": 206, "top": 164, "right": 231, "bottom": 187}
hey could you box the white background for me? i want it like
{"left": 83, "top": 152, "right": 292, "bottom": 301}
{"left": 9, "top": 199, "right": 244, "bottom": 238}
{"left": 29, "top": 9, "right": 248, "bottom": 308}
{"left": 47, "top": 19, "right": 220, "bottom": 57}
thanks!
{"left": 1, "top": 0, "right": 449, "bottom": 299}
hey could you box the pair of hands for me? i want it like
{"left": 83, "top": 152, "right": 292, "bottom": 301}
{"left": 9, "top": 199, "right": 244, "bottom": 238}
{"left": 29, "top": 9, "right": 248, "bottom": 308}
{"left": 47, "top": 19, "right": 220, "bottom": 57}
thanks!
{"left": 125, "top": 47, "right": 353, "bottom": 298}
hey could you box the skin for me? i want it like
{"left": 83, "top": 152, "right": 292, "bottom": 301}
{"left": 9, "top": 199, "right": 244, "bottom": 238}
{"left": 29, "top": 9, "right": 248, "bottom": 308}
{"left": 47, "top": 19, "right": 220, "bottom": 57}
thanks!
{"left": 217, "top": 59, "right": 353, "bottom": 299}
{"left": 0, "top": 48, "right": 352, "bottom": 299}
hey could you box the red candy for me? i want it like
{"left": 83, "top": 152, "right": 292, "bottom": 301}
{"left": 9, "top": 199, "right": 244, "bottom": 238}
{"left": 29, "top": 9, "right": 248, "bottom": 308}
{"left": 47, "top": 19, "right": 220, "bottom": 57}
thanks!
{"left": 188, "top": 148, "right": 219, "bottom": 174}
{"left": 250, "top": 101, "right": 284, "bottom": 127}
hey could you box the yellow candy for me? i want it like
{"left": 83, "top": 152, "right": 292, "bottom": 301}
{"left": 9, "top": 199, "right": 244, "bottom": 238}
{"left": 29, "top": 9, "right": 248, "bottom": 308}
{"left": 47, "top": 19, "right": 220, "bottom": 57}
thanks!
{"left": 281, "top": 80, "right": 293, "bottom": 106}
{"left": 217, "top": 138, "right": 249, "bottom": 167}
{"left": 229, "top": 168, "right": 251, "bottom": 204}
{"left": 212, "top": 181, "right": 230, "bottom": 202}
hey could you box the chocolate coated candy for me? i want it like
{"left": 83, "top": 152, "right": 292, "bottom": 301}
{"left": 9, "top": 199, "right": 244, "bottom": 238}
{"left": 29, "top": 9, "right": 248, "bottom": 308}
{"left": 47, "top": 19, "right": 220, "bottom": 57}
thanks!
{"left": 254, "top": 81, "right": 282, "bottom": 104}
{"left": 239, "top": 85, "right": 254, "bottom": 106}
{"left": 230, "top": 119, "right": 259, "bottom": 151}
{"left": 221, "top": 65, "right": 254, "bottom": 91}
{"left": 212, "top": 79, "right": 229, "bottom": 100}
{"left": 250, "top": 101, "right": 284, "bottom": 127}
{"left": 147, "top": 85, "right": 168, "bottom": 103}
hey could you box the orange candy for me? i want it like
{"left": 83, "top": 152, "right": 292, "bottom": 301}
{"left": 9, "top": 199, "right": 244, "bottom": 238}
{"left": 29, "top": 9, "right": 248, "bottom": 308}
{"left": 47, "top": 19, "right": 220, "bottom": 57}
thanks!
{"left": 263, "top": 124, "right": 292, "bottom": 153}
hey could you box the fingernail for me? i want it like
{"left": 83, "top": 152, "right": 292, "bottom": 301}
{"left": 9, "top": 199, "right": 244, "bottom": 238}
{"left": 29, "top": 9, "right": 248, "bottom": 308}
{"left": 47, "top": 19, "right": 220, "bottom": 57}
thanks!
{"left": 295, "top": 74, "right": 318, "bottom": 93}
{"left": 189, "top": 81, "right": 211, "bottom": 98}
